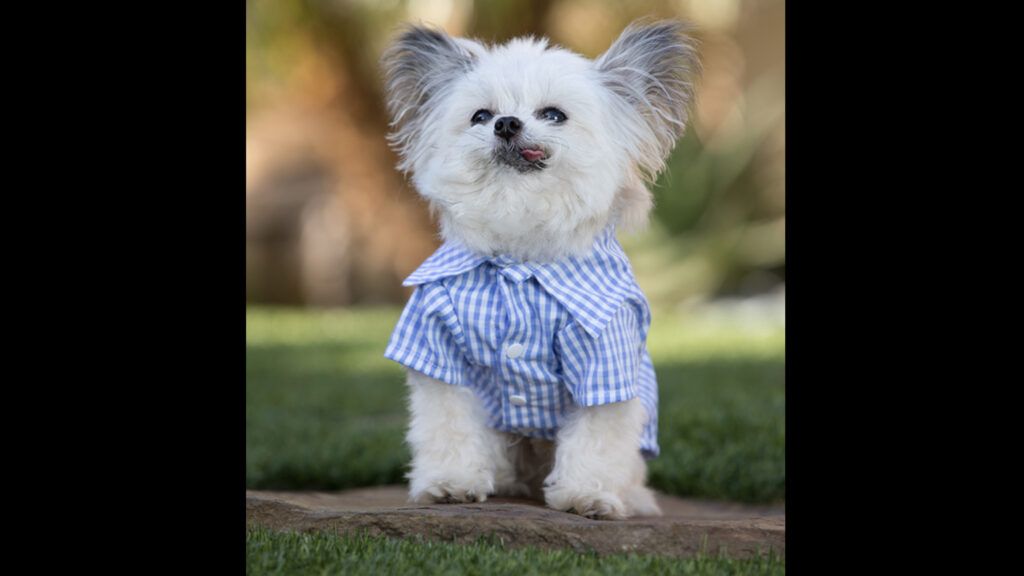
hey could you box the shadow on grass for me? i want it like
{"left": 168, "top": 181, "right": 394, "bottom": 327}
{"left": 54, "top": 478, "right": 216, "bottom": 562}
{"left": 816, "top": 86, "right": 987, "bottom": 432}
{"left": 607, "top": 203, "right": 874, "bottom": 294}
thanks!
{"left": 247, "top": 341, "right": 784, "bottom": 503}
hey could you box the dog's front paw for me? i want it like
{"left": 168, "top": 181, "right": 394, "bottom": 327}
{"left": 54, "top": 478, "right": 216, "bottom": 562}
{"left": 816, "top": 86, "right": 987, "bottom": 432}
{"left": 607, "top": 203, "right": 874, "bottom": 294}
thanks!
{"left": 409, "top": 471, "right": 495, "bottom": 504}
{"left": 543, "top": 478, "right": 627, "bottom": 520}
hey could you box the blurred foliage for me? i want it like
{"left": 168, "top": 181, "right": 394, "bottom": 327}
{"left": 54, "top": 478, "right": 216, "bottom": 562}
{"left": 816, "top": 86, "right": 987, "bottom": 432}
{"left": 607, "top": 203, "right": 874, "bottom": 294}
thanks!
{"left": 246, "top": 0, "right": 785, "bottom": 307}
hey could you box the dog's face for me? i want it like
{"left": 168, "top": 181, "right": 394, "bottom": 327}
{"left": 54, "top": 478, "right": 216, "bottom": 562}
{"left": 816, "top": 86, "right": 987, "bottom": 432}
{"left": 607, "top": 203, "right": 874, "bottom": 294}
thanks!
{"left": 382, "top": 22, "right": 699, "bottom": 261}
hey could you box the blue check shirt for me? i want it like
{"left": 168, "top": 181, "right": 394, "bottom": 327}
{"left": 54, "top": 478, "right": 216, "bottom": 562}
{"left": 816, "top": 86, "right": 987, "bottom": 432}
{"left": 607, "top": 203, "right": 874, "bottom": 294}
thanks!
{"left": 385, "top": 227, "right": 659, "bottom": 458}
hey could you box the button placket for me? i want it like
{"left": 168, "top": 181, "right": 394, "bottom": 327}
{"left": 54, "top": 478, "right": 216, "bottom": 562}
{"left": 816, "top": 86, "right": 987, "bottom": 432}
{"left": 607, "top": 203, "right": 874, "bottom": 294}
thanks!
{"left": 504, "top": 338, "right": 529, "bottom": 406}
{"left": 496, "top": 270, "right": 529, "bottom": 418}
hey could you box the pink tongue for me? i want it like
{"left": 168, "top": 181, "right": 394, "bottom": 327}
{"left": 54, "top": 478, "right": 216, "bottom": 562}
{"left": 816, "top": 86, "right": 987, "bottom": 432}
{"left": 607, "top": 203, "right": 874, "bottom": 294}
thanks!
{"left": 521, "top": 148, "right": 545, "bottom": 162}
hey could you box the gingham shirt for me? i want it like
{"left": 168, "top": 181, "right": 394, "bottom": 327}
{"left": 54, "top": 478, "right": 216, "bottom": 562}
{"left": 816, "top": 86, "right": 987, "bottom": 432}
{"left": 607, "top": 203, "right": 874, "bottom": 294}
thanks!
{"left": 385, "top": 227, "right": 659, "bottom": 458}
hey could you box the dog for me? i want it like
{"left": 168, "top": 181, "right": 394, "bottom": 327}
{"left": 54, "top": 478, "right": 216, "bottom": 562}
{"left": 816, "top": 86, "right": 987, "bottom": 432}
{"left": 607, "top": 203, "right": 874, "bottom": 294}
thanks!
{"left": 381, "top": 19, "right": 699, "bottom": 519}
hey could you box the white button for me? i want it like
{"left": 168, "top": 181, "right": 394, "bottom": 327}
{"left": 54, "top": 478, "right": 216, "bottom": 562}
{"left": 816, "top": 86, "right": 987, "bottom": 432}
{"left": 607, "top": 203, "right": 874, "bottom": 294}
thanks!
{"left": 509, "top": 394, "right": 527, "bottom": 406}
{"left": 506, "top": 343, "right": 525, "bottom": 359}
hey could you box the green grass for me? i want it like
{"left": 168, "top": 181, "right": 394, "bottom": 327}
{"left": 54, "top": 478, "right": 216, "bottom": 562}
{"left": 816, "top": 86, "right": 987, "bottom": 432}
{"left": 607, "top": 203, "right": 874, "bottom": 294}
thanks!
{"left": 246, "top": 306, "right": 784, "bottom": 503}
{"left": 246, "top": 528, "right": 785, "bottom": 575}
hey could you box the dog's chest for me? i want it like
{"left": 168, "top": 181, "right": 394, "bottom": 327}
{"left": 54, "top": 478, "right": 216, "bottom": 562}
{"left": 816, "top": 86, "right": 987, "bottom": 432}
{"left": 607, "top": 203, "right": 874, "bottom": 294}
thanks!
{"left": 444, "top": 264, "right": 573, "bottom": 378}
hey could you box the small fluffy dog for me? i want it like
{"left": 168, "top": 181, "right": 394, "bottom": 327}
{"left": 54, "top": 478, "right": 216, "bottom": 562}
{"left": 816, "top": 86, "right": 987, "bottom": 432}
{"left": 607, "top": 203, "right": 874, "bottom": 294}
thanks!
{"left": 381, "top": 20, "right": 699, "bottom": 519}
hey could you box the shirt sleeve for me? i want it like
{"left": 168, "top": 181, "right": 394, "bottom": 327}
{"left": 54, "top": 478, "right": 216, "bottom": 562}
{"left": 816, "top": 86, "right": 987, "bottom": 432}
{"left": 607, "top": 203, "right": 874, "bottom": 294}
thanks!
{"left": 384, "top": 282, "right": 469, "bottom": 386}
{"left": 555, "top": 300, "right": 644, "bottom": 406}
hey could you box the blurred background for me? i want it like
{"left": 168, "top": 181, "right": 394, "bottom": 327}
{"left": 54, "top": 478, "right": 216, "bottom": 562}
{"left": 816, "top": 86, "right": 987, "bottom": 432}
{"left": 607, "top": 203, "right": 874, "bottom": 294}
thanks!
{"left": 246, "top": 0, "right": 785, "bottom": 504}
{"left": 246, "top": 0, "right": 784, "bottom": 311}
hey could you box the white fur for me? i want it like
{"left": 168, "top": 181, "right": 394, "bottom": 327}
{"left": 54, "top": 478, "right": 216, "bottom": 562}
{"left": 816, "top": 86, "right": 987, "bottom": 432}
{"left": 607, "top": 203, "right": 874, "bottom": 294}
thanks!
{"left": 385, "top": 21, "right": 699, "bottom": 519}
{"left": 406, "top": 370, "right": 660, "bottom": 518}
{"left": 412, "top": 38, "right": 624, "bottom": 261}
{"left": 382, "top": 22, "right": 698, "bottom": 262}
{"left": 543, "top": 398, "right": 661, "bottom": 519}
{"left": 405, "top": 371, "right": 519, "bottom": 503}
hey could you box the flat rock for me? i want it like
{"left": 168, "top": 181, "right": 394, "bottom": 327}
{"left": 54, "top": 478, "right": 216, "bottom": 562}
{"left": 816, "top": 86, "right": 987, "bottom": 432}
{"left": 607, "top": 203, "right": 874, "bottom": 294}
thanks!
{"left": 247, "top": 486, "right": 784, "bottom": 559}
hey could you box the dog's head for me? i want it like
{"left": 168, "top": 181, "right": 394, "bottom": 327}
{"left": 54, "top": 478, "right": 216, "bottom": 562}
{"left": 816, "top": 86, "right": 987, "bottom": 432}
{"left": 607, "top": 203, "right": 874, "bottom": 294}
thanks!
{"left": 382, "top": 21, "right": 699, "bottom": 261}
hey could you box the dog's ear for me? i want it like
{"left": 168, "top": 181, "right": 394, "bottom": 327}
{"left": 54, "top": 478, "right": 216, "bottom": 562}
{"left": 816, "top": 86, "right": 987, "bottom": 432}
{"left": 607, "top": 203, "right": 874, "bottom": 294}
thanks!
{"left": 597, "top": 20, "right": 700, "bottom": 181}
{"left": 381, "top": 25, "right": 480, "bottom": 172}
{"left": 596, "top": 20, "right": 700, "bottom": 230}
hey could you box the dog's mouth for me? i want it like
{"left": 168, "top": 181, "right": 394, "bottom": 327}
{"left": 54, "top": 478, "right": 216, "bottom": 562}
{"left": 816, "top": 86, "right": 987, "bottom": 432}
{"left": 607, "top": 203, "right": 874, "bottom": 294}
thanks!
{"left": 521, "top": 148, "right": 545, "bottom": 162}
{"left": 494, "top": 142, "right": 549, "bottom": 172}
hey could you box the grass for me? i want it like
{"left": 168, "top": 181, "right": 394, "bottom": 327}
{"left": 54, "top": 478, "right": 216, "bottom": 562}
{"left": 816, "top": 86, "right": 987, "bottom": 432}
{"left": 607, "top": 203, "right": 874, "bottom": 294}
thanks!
{"left": 246, "top": 527, "right": 785, "bottom": 576}
{"left": 246, "top": 305, "right": 784, "bottom": 503}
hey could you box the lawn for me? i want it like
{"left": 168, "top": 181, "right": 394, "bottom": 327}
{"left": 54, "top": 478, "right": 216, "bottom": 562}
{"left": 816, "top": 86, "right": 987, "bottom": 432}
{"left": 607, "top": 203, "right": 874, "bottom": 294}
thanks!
{"left": 246, "top": 305, "right": 784, "bottom": 503}
{"left": 246, "top": 528, "right": 786, "bottom": 576}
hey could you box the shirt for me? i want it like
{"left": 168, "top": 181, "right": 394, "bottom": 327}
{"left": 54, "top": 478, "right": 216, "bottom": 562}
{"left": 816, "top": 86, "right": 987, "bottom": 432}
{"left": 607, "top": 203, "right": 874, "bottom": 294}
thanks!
{"left": 384, "top": 227, "right": 659, "bottom": 458}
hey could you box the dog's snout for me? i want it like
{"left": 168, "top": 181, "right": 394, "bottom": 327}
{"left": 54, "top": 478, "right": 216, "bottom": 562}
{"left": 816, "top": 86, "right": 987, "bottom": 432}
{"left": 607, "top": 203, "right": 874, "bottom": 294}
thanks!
{"left": 494, "top": 116, "right": 522, "bottom": 140}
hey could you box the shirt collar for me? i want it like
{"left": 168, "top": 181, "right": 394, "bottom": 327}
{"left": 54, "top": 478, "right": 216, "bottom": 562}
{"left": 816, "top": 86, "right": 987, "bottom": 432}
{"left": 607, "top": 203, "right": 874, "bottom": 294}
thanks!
{"left": 402, "top": 228, "right": 642, "bottom": 338}
{"left": 402, "top": 241, "right": 489, "bottom": 287}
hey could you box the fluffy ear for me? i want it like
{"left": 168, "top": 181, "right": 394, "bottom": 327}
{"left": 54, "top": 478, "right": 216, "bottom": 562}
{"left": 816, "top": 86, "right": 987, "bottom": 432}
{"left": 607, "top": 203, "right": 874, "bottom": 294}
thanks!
{"left": 381, "top": 25, "right": 479, "bottom": 172}
{"left": 597, "top": 20, "right": 700, "bottom": 182}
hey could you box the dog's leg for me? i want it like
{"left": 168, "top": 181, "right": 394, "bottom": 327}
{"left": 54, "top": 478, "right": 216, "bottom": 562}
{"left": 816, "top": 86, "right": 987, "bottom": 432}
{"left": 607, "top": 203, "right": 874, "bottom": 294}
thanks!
{"left": 543, "top": 397, "right": 662, "bottom": 519}
{"left": 405, "top": 370, "right": 515, "bottom": 504}
{"left": 621, "top": 460, "right": 662, "bottom": 517}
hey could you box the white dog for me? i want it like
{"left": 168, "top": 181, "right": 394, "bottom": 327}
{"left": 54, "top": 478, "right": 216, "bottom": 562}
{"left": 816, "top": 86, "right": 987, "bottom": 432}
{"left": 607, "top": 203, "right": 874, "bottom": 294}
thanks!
{"left": 381, "top": 20, "right": 699, "bottom": 519}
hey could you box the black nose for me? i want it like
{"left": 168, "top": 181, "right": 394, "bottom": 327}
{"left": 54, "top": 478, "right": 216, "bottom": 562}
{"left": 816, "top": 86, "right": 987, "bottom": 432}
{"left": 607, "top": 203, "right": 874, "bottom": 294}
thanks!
{"left": 494, "top": 116, "right": 522, "bottom": 140}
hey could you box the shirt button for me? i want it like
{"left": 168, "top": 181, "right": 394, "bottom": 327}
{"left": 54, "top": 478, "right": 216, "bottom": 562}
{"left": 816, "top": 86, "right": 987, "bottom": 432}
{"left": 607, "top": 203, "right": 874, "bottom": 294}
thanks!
{"left": 505, "top": 343, "right": 525, "bottom": 359}
{"left": 509, "top": 394, "right": 527, "bottom": 406}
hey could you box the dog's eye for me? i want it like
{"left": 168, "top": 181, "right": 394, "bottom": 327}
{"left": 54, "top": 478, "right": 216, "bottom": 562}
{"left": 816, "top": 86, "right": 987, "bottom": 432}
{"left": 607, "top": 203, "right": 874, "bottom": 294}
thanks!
{"left": 538, "top": 107, "right": 567, "bottom": 124}
{"left": 471, "top": 109, "right": 494, "bottom": 125}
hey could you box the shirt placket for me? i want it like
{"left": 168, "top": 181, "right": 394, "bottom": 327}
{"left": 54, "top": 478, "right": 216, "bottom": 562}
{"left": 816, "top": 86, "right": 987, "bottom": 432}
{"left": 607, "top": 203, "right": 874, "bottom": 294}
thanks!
{"left": 494, "top": 260, "right": 533, "bottom": 434}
